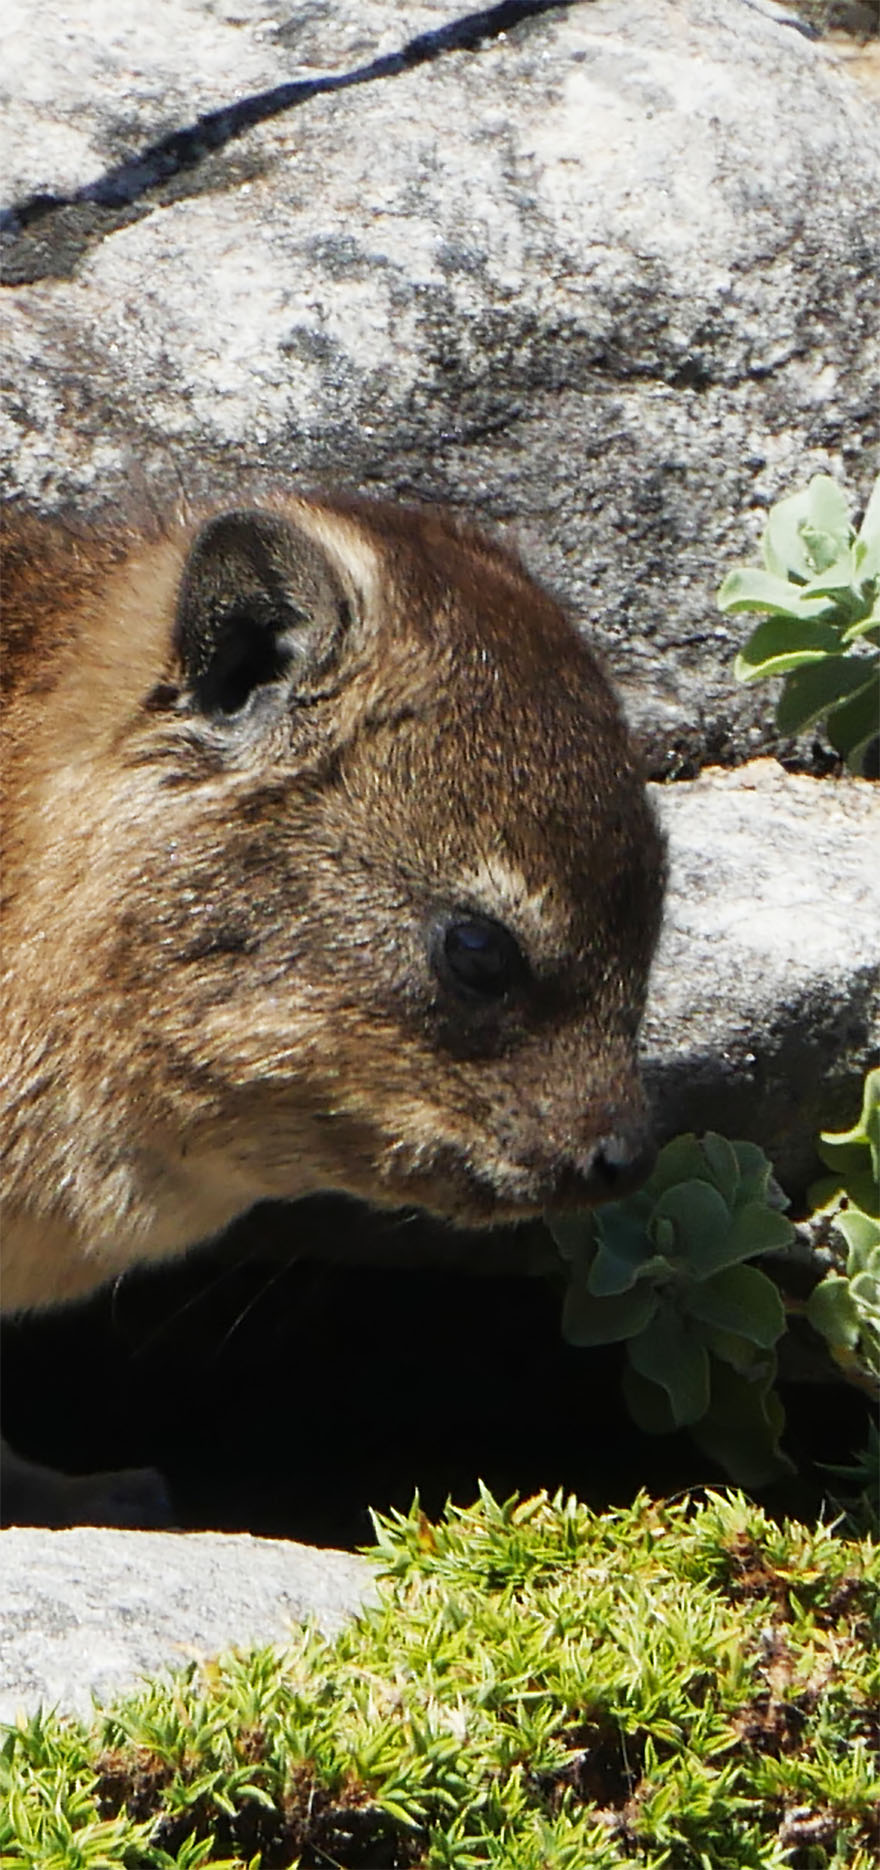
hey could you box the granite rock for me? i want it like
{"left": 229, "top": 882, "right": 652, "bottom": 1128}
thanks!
{"left": 0, "top": 1525, "right": 373, "bottom": 1723}
{"left": 2, "top": 0, "right": 879, "bottom": 771}
{"left": 644, "top": 761, "right": 880, "bottom": 1196}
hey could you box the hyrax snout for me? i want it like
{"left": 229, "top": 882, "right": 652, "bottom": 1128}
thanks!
{"left": 0, "top": 492, "right": 666, "bottom": 1312}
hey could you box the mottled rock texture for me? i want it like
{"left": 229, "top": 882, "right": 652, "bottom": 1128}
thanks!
{"left": 2, "top": 0, "right": 879, "bottom": 771}
{"left": 0, "top": 1527, "right": 373, "bottom": 1721}
{"left": 645, "top": 762, "right": 880, "bottom": 1195}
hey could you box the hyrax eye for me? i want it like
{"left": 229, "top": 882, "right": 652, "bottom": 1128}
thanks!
{"left": 432, "top": 914, "right": 527, "bottom": 1003}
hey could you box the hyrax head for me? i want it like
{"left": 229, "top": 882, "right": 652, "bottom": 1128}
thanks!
{"left": 124, "top": 494, "right": 665, "bottom": 1229}
{"left": 7, "top": 494, "right": 666, "bottom": 1268}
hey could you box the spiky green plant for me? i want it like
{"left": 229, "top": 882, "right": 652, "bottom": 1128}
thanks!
{"left": 2, "top": 1490, "right": 879, "bottom": 1869}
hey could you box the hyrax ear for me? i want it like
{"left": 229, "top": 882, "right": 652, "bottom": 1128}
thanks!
{"left": 174, "top": 508, "right": 353, "bottom": 717}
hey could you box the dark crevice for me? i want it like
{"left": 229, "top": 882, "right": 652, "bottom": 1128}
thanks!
{"left": 738, "top": 0, "right": 819, "bottom": 38}
{"left": 0, "top": 0, "right": 574, "bottom": 282}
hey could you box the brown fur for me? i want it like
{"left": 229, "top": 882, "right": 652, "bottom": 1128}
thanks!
{"left": 1, "top": 492, "right": 666, "bottom": 1316}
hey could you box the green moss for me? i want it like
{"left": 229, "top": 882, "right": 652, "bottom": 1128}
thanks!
{"left": 2, "top": 1490, "right": 878, "bottom": 1867}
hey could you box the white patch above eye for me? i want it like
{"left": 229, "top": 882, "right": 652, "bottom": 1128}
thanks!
{"left": 455, "top": 856, "right": 559, "bottom": 948}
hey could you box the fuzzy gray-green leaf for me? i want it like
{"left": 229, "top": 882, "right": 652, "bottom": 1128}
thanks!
{"left": 775, "top": 655, "right": 876, "bottom": 735}
{"left": 562, "top": 1278, "right": 658, "bottom": 1347}
{"left": 684, "top": 1264, "right": 785, "bottom": 1347}
{"left": 545, "top": 1211, "right": 597, "bottom": 1267}
{"left": 730, "top": 1141, "right": 774, "bottom": 1206}
{"left": 799, "top": 548, "right": 855, "bottom": 596}
{"left": 649, "top": 1182, "right": 733, "bottom": 1272}
{"left": 714, "top": 1200, "right": 795, "bottom": 1270}
{"left": 825, "top": 673, "right": 880, "bottom": 773}
{"left": 700, "top": 1133, "right": 741, "bottom": 1208}
{"left": 834, "top": 1209, "right": 880, "bottom": 1273}
{"left": 821, "top": 1068, "right": 880, "bottom": 1198}
{"left": 761, "top": 486, "right": 815, "bottom": 580}
{"left": 627, "top": 1304, "right": 711, "bottom": 1426}
{"left": 803, "top": 473, "right": 853, "bottom": 553}
{"left": 588, "top": 1201, "right": 661, "bottom": 1295}
{"left": 697, "top": 1322, "right": 766, "bottom": 1374}
{"left": 840, "top": 601, "right": 880, "bottom": 643}
{"left": 850, "top": 1269, "right": 880, "bottom": 1328}
{"left": 854, "top": 471, "right": 880, "bottom": 582}
{"left": 691, "top": 1358, "right": 791, "bottom": 1487}
{"left": 644, "top": 1133, "right": 710, "bottom": 1197}
{"left": 620, "top": 1364, "right": 678, "bottom": 1437}
{"left": 724, "top": 580, "right": 838, "bottom": 634}
{"left": 807, "top": 1274, "right": 862, "bottom": 1352}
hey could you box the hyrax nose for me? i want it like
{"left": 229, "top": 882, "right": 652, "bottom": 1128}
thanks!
{"left": 591, "top": 1126, "right": 657, "bottom": 1201}
{"left": 548, "top": 1121, "right": 656, "bottom": 1211}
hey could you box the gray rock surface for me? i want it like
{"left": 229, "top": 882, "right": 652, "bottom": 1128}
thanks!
{"left": 2, "top": 0, "right": 879, "bottom": 771}
{"left": 644, "top": 762, "right": 880, "bottom": 1197}
{"left": 0, "top": 1526, "right": 373, "bottom": 1724}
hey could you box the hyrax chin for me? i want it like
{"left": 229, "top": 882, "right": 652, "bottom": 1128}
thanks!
{"left": 0, "top": 491, "right": 666, "bottom": 1317}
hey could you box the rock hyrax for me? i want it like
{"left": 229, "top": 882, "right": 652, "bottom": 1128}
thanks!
{"left": 1, "top": 492, "right": 666, "bottom": 1315}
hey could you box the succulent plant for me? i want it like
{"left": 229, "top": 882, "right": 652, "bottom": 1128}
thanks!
{"left": 548, "top": 1134, "right": 794, "bottom": 1485}
{"left": 807, "top": 1070, "right": 880, "bottom": 1395}
{"left": 718, "top": 471, "right": 880, "bottom": 773}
